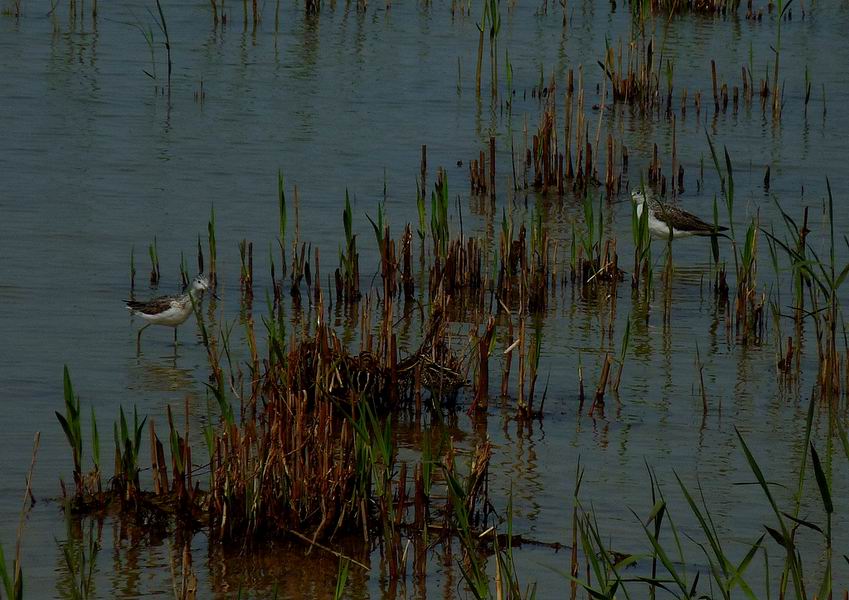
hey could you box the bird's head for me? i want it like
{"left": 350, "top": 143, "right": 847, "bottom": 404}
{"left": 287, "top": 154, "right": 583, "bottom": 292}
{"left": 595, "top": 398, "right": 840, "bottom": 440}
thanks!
{"left": 191, "top": 274, "right": 211, "bottom": 293}
{"left": 631, "top": 190, "right": 647, "bottom": 206}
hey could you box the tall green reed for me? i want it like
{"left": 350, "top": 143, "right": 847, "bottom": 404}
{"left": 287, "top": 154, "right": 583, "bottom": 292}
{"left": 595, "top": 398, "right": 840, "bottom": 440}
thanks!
{"left": 278, "top": 169, "right": 287, "bottom": 274}
{"left": 430, "top": 172, "right": 450, "bottom": 259}
{"left": 208, "top": 205, "right": 217, "bottom": 286}
{"left": 631, "top": 183, "right": 652, "bottom": 294}
{"left": 56, "top": 365, "right": 83, "bottom": 494}
{"left": 148, "top": 237, "right": 160, "bottom": 285}
{"left": 113, "top": 405, "right": 147, "bottom": 497}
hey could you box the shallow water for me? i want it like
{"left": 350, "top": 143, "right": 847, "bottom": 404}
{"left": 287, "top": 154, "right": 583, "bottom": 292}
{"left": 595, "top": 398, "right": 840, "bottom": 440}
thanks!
{"left": 2, "top": 0, "right": 849, "bottom": 597}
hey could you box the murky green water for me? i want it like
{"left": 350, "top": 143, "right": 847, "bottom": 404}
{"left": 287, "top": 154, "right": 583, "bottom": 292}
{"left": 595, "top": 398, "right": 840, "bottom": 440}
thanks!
{"left": 2, "top": 0, "right": 849, "bottom": 597}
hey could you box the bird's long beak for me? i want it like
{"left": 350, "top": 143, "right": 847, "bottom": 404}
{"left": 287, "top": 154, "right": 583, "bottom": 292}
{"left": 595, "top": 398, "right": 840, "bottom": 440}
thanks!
{"left": 610, "top": 195, "right": 636, "bottom": 206}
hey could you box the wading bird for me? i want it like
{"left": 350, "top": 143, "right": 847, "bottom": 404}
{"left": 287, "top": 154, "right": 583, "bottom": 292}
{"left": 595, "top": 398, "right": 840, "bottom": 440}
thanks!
{"left": 126, "top": 274, "right": 211, "bottom": 351}
{"left": 633, "top": 190, "right": 729, "bottom": 240}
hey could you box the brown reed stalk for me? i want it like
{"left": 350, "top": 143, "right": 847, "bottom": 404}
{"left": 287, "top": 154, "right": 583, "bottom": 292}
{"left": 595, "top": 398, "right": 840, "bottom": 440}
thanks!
{"left": 516, "top": 318, "right": 527, "bottom": 412}
{"left": 565, "top": 69, "right": 574, "bottom": 180}
{"left": 155, "top": 0, "right": 172, "bottom": 88}
{"left": 711, "top": 60, "right": 719, "bottom": 112}
{"left": 501, "top": 317, "right": 514, "bottom": 398}
{"left": 593, "top": 74, "right": 606, "bottom": 181}
{"left": 588, "top": 353, "right": 612, "bottom": 416}
{"left": 671, "top": 114, "right": 677, "bottom": 195}
{"left": 489, "top": 137, "right": 496, "bottom": 200}
{"left": 421, "top": 144, "right": 427, "bottom": 191}
{"left": 475, "top": 3, "right": 486, "bottom": 97}
{"left": 149, "top": 420, "right": 168, "bottom": 495}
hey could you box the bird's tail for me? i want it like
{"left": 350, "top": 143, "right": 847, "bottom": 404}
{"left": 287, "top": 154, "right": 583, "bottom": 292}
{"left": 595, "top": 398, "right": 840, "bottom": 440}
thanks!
{"left": 694, "top": 227, "right": 731, "bottom": 240}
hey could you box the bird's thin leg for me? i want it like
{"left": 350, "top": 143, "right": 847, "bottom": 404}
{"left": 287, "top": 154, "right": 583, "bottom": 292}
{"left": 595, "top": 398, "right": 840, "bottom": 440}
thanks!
{"left": 136, "top": 323, "right": 151, "bottom": 354}
{"left": 174, "top": 327, "right": 178, "bottom": 346}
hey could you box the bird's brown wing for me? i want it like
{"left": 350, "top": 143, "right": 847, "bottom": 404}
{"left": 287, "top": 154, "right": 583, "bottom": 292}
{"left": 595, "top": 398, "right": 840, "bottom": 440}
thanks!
{"left": 126, "top": 295, "right": 176, "bottom": 315}
{"left": 653, "top": 203, "right": 727, "bottom": 234}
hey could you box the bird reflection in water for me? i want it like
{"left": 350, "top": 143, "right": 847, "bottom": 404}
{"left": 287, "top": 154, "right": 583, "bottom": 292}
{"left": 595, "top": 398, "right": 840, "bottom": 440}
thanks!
{"left": 129, "top": 354, "right": 200, "bottom": 396}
